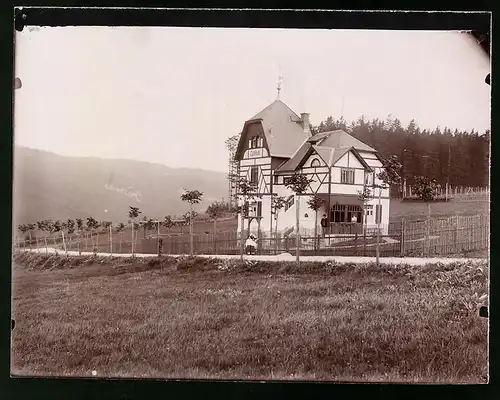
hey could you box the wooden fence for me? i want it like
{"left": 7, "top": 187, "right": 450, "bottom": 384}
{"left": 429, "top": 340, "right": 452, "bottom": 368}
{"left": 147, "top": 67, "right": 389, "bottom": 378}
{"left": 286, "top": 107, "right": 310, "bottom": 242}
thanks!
{"left": 401, "top": 185, "right": 489, "bottom": 201}
{"left": 15, "top": 213, "right": 489, "bottom": 258}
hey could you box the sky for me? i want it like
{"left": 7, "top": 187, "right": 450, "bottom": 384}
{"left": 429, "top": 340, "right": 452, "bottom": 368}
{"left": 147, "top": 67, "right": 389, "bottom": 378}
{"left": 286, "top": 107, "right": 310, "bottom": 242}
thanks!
{"left": 14, "top": 27, "right": 490, "bottom": 173}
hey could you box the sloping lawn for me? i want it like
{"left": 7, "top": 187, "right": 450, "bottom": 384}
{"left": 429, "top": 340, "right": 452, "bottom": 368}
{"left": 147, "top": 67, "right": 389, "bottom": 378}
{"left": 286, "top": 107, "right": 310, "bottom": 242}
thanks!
{"left": 11, "top": 253, "right": 488, "bottom": 383}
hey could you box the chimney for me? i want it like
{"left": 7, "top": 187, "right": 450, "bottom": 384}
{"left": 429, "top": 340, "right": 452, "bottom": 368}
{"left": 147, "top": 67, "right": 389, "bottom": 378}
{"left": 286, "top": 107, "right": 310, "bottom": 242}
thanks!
{"left": 301, "top": 113, "right": 311, "bottom": 135}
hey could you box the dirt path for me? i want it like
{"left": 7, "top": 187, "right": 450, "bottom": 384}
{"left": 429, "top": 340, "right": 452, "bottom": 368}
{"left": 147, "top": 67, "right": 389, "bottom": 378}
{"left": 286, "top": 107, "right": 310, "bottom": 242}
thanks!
{"left": 18, "top": 247, "right": 487, "bottom": 266}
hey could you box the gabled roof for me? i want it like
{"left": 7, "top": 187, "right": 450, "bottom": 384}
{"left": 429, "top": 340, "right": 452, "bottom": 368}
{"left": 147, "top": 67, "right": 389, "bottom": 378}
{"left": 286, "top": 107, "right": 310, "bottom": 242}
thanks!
{"left": 235, "top": 100, "right": 311, "bottom": 159}
{"left": 311, "top": 145, "right": 352, "bottom": 167}
{"left": 275, "top": 130, "right": 376, "bottom": 174}
{"left": 315, "top": 129, "right": 376, "bottom": 152}
{"left": 273, "top": 141, "right": 311, "bottom": 173}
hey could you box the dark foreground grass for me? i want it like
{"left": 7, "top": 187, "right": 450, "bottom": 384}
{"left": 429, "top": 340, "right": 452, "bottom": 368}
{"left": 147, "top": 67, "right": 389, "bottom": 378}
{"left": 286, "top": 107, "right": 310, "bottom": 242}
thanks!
{"left": 11, "top": 253, "right": 488, "bottom": 383}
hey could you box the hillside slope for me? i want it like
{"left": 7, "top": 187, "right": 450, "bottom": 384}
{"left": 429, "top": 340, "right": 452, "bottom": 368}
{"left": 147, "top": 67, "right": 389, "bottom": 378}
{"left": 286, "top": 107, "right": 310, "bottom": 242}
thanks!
{"left": 12, "top": 146, "right": 229, "bottom": 225}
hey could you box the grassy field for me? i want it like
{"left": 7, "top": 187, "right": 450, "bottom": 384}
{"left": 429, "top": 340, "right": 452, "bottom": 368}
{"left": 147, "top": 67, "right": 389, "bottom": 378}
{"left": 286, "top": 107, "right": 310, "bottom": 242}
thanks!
{"left": 388, "top": 197, "right": 489, "bottom": 221}
{"left": 11, "top": 253, "right": 488, "bottom": 383}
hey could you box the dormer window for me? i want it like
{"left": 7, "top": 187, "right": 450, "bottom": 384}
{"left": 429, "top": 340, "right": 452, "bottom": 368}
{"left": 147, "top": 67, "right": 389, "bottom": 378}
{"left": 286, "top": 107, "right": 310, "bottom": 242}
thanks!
{"left": 248, "top": 136, "right": 264, "bottom": 149}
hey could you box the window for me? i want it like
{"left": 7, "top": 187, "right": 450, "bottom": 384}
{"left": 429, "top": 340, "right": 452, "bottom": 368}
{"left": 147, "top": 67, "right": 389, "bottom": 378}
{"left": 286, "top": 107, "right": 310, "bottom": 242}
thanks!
{"left": 250, "top": 166, "right": 259, "bottom": 185}
{"left": 248, "top": 139, "right": 252, "bottom": 149}
{"left": 251, "top": 137, "right": 258, "bottom": 149}
{"left": 246, "top": 201, "right": 262, "bottom": 217}
{"left": 283, "top": 177, "right": 292, "bottom": 186}
{"left": 364, "top": 171, "right": 375, "bottom": 186}
{"left": 258, "top": 137, "right": 264, "bottom": 147}
{"left": 330, "top": 204, "right": 362, "bottom": 223}
{"left": 310, "top": 158, "right": 321, "bottom": 167}
{"left": 273, "top": 175, "right": 281, "bottom": 184}
{"left": 341, "top": 168, "right": 355, "bottom": 184}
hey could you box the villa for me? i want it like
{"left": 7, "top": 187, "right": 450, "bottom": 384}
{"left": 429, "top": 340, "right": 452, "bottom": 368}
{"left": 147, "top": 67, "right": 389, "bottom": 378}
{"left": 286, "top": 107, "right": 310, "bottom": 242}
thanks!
{"left": 233, "top": 99, "right": 390, "bottom": 239}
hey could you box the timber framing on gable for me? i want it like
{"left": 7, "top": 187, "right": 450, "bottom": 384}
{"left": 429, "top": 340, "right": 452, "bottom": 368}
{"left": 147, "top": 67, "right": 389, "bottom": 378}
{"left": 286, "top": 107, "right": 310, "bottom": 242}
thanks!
{"left": 349, "top": 148, "right": 374, "bottom": 172}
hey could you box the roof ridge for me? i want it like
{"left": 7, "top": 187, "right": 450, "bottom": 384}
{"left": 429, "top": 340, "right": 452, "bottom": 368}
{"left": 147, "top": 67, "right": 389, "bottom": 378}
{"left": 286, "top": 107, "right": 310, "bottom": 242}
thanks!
{"left": 248, "top": 99, "right": 301, "bottom": 122}
{"left": 278, "top": 100, "right": 301, "bottom": 120}
{"left": 248, "top": 102, "right": 274, "bottom": 121}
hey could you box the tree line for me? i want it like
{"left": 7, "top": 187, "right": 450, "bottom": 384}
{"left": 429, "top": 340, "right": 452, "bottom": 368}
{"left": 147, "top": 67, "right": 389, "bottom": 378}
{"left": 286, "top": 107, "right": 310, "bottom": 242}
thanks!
{"left": 313, "top": 115, "right": 489, "bottom": 187}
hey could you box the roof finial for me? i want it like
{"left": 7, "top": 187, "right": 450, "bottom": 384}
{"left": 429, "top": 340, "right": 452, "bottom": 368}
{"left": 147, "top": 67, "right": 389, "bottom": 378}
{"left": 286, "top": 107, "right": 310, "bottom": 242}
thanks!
{"left": 276, "top": 65, "right": 283, "bottom": 100}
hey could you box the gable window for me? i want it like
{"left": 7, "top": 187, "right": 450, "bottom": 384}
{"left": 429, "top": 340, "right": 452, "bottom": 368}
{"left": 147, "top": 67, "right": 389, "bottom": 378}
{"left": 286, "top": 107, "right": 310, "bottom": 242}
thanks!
{"left": 341, "top": 168, "right": 355, "bottom": 184}
{"left": 364, "top": 171, "right": 375, "bottom": 186}
{"left": 248, "top": 136, "right": 264, "bottom": 150}
{"left": 310, "top": 158, "right": 321, "bottom": 167}
{"left": 250, "top": 166, "right": 259, "bottom": 185}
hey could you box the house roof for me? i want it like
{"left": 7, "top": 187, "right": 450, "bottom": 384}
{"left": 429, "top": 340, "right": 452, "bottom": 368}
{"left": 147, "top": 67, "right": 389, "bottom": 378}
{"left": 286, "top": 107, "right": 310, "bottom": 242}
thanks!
{"left": 314, "top": 129, "right": 376, "bottom": 152}
{"left": 275, "top": 130, "right": 376, "bottom": 174}
{"left": 273, "top": 141, "right": 311, "bottom": 173}
{"left": 235, "top": 100, "right": 311, "bottom": 159}
{"left": 311, "top": 145, "right": 353, "bottom": 168}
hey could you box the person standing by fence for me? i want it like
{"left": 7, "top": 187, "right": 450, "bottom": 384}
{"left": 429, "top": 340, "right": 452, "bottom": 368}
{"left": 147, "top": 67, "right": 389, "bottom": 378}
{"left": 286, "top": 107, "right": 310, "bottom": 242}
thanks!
{"left": 320, "top": 214, "right": 328, "bottom": 237}
{"left": 245, "top": 234, "right": 257, "bottom": 255}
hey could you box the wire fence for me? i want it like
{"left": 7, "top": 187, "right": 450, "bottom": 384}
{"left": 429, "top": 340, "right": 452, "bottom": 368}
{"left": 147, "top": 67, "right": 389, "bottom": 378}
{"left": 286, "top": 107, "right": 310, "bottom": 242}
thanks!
{"left": 15, "top": 213, "right": 489, "bottom": 258}
{"left": 401, "top": 185, "right": 489, "bottom": 201}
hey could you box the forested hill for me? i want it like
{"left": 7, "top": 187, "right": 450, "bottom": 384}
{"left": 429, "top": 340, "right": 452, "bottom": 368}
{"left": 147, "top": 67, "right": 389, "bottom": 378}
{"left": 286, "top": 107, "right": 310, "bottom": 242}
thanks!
{"left": 313, "top": 116, "right": 489, "bottom": 187}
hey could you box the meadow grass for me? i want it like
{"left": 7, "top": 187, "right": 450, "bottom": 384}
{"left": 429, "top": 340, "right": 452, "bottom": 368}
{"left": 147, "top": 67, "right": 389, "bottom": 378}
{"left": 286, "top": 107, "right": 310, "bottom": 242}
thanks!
{"left": 11, "top": 253, "right": 488, "bottom": 383}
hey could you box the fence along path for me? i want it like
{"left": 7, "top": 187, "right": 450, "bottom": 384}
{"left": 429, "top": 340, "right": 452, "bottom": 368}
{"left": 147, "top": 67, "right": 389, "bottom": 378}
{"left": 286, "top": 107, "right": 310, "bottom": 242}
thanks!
{"left": 15, "top": 213, "right": 489, "bottom": 258}
{"left": 401, "top": 213, "right": 489, "bottom": 257}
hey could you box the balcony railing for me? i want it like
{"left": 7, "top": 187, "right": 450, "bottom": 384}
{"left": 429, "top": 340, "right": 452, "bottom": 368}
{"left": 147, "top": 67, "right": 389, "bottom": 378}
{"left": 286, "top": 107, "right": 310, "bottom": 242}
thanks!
{"left": 326, "top": 222, "right": 363, "bottom": 235}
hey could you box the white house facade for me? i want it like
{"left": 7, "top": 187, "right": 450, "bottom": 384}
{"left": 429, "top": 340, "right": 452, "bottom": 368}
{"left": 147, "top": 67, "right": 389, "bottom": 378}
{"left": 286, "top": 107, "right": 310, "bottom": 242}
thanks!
{"left": 234, "top": 99, "right": 391, "bottom": 238}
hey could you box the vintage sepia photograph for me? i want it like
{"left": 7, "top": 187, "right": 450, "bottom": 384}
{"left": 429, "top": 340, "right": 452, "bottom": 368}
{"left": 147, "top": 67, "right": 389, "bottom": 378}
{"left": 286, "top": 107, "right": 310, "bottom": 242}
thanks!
{"left": 11, "top": 18, "right": 490, "bottom": 383}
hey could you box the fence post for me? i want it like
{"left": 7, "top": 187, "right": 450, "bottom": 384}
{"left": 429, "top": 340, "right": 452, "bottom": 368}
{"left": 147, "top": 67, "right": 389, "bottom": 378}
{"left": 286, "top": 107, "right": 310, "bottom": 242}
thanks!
{"left": 453, "top": 215, "right": 459, "bottom": 254}
{"left": 400, "top": 219, "right": 405, "bottom": 257}
{"left": 109, "top": 225, "right": 113, "bottom": 256}
{"left": 354, "top": 232, "right": 358, "bottom": 254}
{"left": 362, "top": 227, "right": 367, "bottom": 257}
{"left": 61, "top": 231, "right": 67, "bottom": 254}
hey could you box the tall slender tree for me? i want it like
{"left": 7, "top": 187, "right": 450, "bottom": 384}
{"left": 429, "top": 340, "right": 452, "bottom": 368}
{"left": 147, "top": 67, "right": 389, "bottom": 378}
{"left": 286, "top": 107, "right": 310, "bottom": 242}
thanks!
{"left": 285, "top": 172, "right": 314, "bottom": 264}
{"left": 412, "top": 175, "right": 438, "bottom": 255}
{"left": 206, "top": 201, "right": 226, "bottom": 255}
{"left": 271, "top": 195, "right": 286, "bottom": 246}
{"left": 307, "top": 195, "right": 324, "bottom": 251}
{"left": 374, "top": 155, "right": 402, "bottom": 265}
{"left": 236, "top": 177, "right": 258, "bottom": 261}
{"left": 180, "top": 189, "right": 203, "bottom": 256}
{"left": 358, "top": 186, "right": 374, "bottom": 232}
{"left": 128, "top": 206, "right": 141, "bottom": 256}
